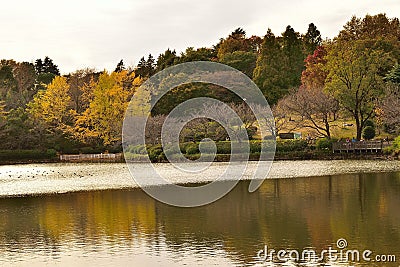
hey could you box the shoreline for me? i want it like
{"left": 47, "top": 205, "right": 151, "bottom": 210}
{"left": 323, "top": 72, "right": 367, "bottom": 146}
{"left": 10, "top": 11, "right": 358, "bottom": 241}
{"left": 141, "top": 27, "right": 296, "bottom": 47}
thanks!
{"left": 0, "top": 151, "right": 394, "bottom": 166}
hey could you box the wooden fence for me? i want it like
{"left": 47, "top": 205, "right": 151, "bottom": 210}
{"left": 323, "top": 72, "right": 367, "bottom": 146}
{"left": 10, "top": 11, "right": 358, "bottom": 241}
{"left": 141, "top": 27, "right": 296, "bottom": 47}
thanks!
{"left": 60, "top": 153, "right": 119, "bottom": 161}
{"left": 332, "top": 140, "right": 391, "bottom": 153}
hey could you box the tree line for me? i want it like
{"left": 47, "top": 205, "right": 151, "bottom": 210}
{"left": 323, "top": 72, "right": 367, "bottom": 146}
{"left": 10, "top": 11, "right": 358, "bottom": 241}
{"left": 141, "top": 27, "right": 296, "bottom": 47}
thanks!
{"left": 0, "top": 13, "right": 399, "bottom": 153}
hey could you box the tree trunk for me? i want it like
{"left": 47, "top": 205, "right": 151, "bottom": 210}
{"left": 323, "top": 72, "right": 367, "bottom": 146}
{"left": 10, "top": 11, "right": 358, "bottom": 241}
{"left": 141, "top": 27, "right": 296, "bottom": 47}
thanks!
{"left": 355, "top": 116, "right": 362, "bottom": 140}
{"left": 324, "top": 117, "right": 331, "bottom": 139}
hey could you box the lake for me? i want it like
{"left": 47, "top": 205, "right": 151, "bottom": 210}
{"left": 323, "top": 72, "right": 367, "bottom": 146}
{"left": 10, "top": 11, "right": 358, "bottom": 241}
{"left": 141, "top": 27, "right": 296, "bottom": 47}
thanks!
{"left": 0, "top": 161, "right": 399, "bottom": 266}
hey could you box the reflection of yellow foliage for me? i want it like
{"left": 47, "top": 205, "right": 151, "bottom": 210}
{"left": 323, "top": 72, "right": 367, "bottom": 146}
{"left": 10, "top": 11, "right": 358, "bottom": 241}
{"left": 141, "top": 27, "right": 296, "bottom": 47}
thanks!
{"left": 378, "top": 195, "right": 388, "bottom": 216}
{"left": 38, "top": 202, "right": 74, "bottom": 239}
{"left": 34, "top": 191, "right": 157, "bottom": 241}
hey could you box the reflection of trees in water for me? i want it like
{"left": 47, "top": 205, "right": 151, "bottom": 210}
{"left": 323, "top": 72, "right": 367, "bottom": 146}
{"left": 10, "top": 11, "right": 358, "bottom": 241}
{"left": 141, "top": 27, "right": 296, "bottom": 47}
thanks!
{"left": 0, "top": 174, "right": 399, "bottom": 265}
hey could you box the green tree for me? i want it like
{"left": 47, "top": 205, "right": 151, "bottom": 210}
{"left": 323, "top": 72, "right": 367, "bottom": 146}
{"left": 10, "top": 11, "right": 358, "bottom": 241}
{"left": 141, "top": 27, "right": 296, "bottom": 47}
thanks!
{"left": 156, "top": 49, "right": 178, "bottom": 71}
{"left": 253, "top": 29, "right": 287, "bottom": 104}
{"left": 0, "top": 60, "right": 37, "bottom": 110}
{"left": 219, "top": 51, "right": 257, "bottom": 78}
{"left": 35, "top": 59, "right": 44, "bottom": 74}
{"left": 253, "top": 26, "right": 305, "bottom": 104}
{"left": 0, "top": 101, "right": 7, "bottom": 140}
{"left": 135, "top": 54, "right": 156, "bottom": 78}
{"left": 385, "top": 64, "right": 400, "bottom": 84}
{"left": 302, "top": 23, "right": 322, "bottom": 56}
{"left": 2, "top": 108, "right": 40, "bottom": 149}
{"left": 42, "top": 56, "right": 60, "bottom": 75}
{"left": 337, "top": 14, "right": 400, "bottom": 63}
{"left": 114, "top": 59, "right": 125, "bottom": 72}
{"left": 217, "top": 28, "right": 249, "bottom": 58}
{"left": 362, "top": 126, "right": 376, "bottom": 140}
{"left": 0, "top": 63, "right": 17, "bottom": 109}
{"left": 325, "top": 40, "right": 391, "bottom": 139}
{"left": 35, "top": 56, "right": 60, "bottom": 87}
{"left": 281, "top": 25, "right": 304, "bottom": 88}
{"left": 179, "top": 47, "right": 216, "bottom": 63}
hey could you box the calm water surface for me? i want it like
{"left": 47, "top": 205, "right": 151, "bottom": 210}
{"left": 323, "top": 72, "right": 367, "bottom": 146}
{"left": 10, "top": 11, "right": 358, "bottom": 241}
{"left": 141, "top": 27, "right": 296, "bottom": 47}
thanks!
{"left": 0, "top": 161, "right": 399, "bottom": 266}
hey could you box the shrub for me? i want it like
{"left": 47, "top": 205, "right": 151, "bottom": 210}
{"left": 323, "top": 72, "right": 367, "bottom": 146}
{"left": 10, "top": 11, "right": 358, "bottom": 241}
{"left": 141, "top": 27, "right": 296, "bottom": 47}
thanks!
{"left": 250, "top": 141, "right": 261, "bottom": 153}
{"left": 261, "top": 140, "right": 276, "bottom": 152}
{"left": 46, "top": 149, "right": 57, "bottom": 158}
{"left": 124, "top": 152, "right": 148, "bottom": 161}
{"left": 387, "top": 135, "right": 400, "bottom": 155}
{"left": 362, "top": 126, "right": 376, "bottom": 140}
{"left": 276, "top": 139, "right": 308, "bottom": 152}
{"left": 383, "top": 146, "right": 394, "bottom": 155}
{"left": 79, "top": 146, "right": 102, "bottom": 154}
{"left": 393, "top": 136, "right": 400, "bottom": 149}
{"left": 128, "top": 144, "right": 147, "bottom": 154}
{"left": 185, "top": 143, "right": 199, "bottom": 155}
{"left": 199, "top": 141, "right": 216, "bottom": 153}
{"left": 147, "top": 144, "right": 163, "bottom": 161}
{"left": 216, "top": 141, "right": 231, "bottom": 154}
{"left": 364, "top": 120, "right": 375, "bottom": 128}
{"left": 164, "top": 146, "right": 180, "bottom": 156}
{"left": 316, "top": 137, "right": 338, "bottom": 150}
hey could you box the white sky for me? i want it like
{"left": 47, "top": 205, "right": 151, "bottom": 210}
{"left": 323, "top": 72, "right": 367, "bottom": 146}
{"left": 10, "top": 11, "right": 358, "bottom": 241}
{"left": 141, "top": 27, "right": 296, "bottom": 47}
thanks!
{"left": 1, "top": 0, "right": 399, "bottom": 74}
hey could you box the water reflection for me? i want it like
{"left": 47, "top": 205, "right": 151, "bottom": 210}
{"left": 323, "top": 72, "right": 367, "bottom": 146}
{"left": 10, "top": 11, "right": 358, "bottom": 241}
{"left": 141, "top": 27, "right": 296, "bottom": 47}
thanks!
{"left": 0, "top": 172, "right": 399, "bottom": 266}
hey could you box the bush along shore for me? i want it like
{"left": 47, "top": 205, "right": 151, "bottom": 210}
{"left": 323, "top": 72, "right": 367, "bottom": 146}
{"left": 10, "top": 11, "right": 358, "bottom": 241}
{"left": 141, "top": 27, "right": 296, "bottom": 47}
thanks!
{"left": 124, "top": 139, "right": 392, "bottom": 163}
{"left": 0, "top": 139, "right": 394, "bottom": 165}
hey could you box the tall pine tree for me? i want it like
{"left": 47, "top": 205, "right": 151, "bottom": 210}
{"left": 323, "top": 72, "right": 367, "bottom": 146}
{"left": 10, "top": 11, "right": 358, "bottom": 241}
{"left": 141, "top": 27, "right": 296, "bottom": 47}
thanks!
{"left": 253, "top": 29, "right": 287, "bottom": 104}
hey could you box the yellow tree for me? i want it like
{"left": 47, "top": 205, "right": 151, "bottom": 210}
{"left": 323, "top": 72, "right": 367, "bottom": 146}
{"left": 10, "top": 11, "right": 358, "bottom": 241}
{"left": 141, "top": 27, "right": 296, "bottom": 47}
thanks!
{"left": 27, "top": 76, "right": 72, "bottom": 133}
{"left": 74, "top": 70, "right": 142, "bottom": 146}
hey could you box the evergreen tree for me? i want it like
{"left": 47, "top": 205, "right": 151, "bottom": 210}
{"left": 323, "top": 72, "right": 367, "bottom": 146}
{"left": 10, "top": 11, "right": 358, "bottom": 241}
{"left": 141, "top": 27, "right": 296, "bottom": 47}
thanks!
{"left": 146, "top": 54, "right": 156, "bottom": 76}
{"left": 303, "top": 23, "right": 322, "bottom": 56}
{"left": 34, "top": 59, "right": 44, "bottom": 74}
{"left": 114, "top": 59, "right": 125, "bottom": 72}
{"left": 135, "top": 54, "right": 156, "bottom": 78}
{"left": 156, "top": 49, "right": 178, "bottom": 71}
{"left": 281, "top": 25, "right": 304, "bottom": 88}
{"left": 42, "top": 56, "right": 60, "bottom": 75}
{"left": 230, "top": 27, "right": 246, "bottom": 39}
{"left": 385, "top": 64, "right": 400, "bottom": 84}
{"left": 253, "top": 29, "right": 287, "bottom": 104}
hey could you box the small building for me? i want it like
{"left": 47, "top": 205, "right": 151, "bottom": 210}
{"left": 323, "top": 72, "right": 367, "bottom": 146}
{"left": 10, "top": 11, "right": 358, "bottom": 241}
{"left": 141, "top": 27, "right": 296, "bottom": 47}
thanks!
{"left": 278, "top": 132, "right": 302, "bottom": 140}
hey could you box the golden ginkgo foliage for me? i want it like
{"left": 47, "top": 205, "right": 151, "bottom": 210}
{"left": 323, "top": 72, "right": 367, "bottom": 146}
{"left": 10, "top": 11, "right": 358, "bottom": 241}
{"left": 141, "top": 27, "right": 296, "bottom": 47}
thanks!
{"left": 27, "top": 76, "right": 73, "bottom": 133}
{"left": 73, "top": 70, "right": 142, "bottom": 145}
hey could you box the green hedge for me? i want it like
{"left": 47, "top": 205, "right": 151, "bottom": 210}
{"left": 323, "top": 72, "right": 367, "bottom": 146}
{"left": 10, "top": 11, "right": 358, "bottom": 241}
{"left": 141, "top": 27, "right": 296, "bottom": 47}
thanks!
{"left": 124, "top": 139, "right": 312, "bottom": 162}
{"left": 276, "top": 139, "right": 308, "bottom": 152}
{"left": 0, "top": 149, "right": 57, "bottom": 161}
{"left": 315, "top": 137, "right": 338, "bottom": 150}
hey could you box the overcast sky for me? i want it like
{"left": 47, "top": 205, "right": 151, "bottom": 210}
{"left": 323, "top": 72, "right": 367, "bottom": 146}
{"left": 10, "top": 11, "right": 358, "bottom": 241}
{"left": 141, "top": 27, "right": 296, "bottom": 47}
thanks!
{"left": 1, "top": 0, "right": 399, "bottom": 74}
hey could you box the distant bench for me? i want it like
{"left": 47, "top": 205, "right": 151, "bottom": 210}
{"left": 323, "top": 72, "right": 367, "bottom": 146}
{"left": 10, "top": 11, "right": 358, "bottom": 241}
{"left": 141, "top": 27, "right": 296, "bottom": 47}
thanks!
{"left": 332, "top": 140, "right": 391, "bottom": 153}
